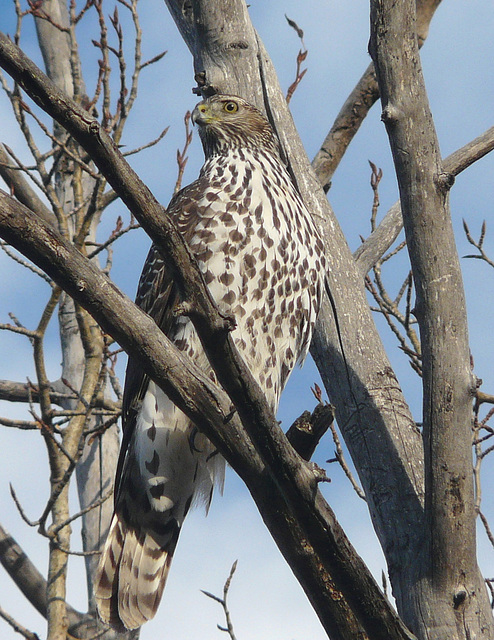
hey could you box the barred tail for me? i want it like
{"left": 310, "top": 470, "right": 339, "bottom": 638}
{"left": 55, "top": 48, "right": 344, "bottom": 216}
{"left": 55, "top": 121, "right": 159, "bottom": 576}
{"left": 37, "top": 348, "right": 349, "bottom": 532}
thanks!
{"left": 94, "top": 513, "right": 180, "bottom": 630}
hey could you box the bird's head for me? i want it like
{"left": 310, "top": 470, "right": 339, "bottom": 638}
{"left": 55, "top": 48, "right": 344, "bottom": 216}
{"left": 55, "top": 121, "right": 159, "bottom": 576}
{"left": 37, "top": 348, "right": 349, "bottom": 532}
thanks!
{"left": 191, "top": 94, "right": 280, "bottom": 157}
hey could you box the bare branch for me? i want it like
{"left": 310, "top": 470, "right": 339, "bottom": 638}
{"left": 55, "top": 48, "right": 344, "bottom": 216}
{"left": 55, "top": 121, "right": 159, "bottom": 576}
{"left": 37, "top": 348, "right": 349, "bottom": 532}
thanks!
{"left": 9, "top": 484, "right": 40, "bottom": 528}
{"left": 174, "top": 112, "right": 192, "bottom": 194}
{"left": 139, "top": 49, "right": 167, "bottom": 71}
{"left": 0, "top": 416, "right": 38, "bottom": 429}
{"left": 479, "top": 511, "right": 494, "bottom": 550}
{"left": 0, "top": 379, "right": 120, "bottom": 411}
{"left": 0, "top": 522, "right": 89, "bottom": 634}
{"left": 463, "top": 220, "right": 494, "bottom": 268}
{"left": 327, "top": 420, "right": 366, "bottom": 500}
{"left": 286, "top": 401, "right": 334, "bottom": 461}
{"left": 51, "top": 488, "right": 113, "bottom": 537}
{"left": 0, "top": 605, "right": 40, "bottom": 640}
{"left": 86, "top": 217, "right": 140, "bottom": 260}
{"left": 355, "top": 125, "right": 494, "bottom": 275}
{"left": 311, "top": 0, "right": 442, "bottom": 190}
{"left": 285, "top": 16, "right": 307, "bottom": 104}
{"left": 476, "top": 392, "right": 494, "bottom": 406}
{"left": 0, "top": 144, "right": 55, "bottom": 225}
{"left": 1, "top": 240, "right": 53, "bottom": 284}
{"left": 202, "top": 561, "right": 238, "bottom": 640}
{"left": 0, "top": 323, "right": 37, "bottom": 340}
{"left": 122, "top": 125, "right": 169, "bottom": 158}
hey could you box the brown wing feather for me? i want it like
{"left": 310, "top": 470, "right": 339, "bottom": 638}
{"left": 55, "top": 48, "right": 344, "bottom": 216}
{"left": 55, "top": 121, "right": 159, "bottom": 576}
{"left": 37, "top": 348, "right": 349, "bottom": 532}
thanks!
{"left": 114, "top": 179, "right": 207, "bottom": 501}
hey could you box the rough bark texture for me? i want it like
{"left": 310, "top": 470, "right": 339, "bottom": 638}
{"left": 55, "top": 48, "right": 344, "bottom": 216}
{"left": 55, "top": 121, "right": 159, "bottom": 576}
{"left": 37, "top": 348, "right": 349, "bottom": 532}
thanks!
{"left": 369, "top": 1, "right": 494, "bottom": 638}
{"left": 164, "top": 0, "right": 427, "bottom": 623}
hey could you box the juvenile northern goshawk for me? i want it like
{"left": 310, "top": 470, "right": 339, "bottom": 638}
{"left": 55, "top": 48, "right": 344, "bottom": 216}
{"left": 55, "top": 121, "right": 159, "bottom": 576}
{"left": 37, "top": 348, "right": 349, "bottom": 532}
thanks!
{"left": 94, "top": 94, "right": 326, "bottom": 630}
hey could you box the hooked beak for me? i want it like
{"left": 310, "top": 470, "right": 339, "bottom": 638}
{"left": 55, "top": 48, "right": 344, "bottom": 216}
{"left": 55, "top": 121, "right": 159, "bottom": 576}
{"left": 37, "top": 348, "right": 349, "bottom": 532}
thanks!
{"left": 191, "top": 102, "right": 209, "bottom": 126}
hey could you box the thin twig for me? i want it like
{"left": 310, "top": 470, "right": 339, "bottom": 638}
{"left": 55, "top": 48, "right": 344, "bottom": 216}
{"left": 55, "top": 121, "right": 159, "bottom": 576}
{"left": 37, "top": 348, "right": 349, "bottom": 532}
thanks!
{"left": 0, "top": 323, "right": 37, "bottom": 340}
{"left": 369, "top": 160, "right": 383, "bottom": 231}
{"left": 486, "top": 579, "right": 494, "bottom": 609}
{"left": 0, "top": 240, "right": 53, "bottom": 284}
{"left": 479, "top": 511, "right": 494, "bottom": 549}
{"left": 139, "top": 49, "right": 167, "bottom": 70}
{"left": 122, "top": 125, "right": 169, "bottom": 157}
{"left": 202, "top": 561, "right": 239, "bottom": 640}
{"left": 10, "top": 484, "right": 40, "bottom": 527}
{"left": 463, "top": 220, "right": 494, "bottom": 269}
{"left": 52, "top": 488, "right": 113, "bottom": 536}
{"left": 285, "top": 15, "right": 307, "bottom": 104}
{"left": 86, "top": 217, "right": 140, "bottom": 259}
{"left": 174, "top": 112, "right": 193, "bottom": 194}
{"left": 0, "top": 605, "right": 40, "bottom": 640}
{"left": 327, "top": 423, "right": 366, "bottom": 500}
{"left": 0, "top": 416, "right": 38, "bottom": 429}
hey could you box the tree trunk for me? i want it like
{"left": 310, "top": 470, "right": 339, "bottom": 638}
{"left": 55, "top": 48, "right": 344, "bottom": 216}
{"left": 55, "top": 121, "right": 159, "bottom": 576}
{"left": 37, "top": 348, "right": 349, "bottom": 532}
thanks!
{"left": 165, "top": 0, "right": 426, "bottom": 601}
{"left": 163, "top": 0, "right": 494, "bottom": 637}
{"left": 369, "top": 0, "right": 493, "bottom": 637}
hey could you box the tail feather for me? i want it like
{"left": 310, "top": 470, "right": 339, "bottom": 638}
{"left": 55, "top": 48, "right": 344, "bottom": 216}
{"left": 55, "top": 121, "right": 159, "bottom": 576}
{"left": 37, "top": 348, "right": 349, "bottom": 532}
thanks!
{"left": 134, "top": 532, "right": 177, "bottom": 622}
{"left": 94, "top": 514, "right": 179, "bottom": 630}
{"left": 94, "top": 517, "right": 125, "bottom": 628}
{"left": 94, "top": 384, "right": 225, "bottom": 630}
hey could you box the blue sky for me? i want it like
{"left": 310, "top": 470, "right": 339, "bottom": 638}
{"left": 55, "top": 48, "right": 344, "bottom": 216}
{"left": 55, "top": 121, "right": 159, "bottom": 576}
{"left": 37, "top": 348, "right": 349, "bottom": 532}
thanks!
{"left": 1, "top": 1, "right": 494, "bottom": 638}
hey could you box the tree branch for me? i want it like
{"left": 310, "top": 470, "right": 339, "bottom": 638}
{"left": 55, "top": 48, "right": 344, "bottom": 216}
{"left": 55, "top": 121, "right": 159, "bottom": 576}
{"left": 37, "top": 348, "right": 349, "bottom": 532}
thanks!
{"left": 202, "top": 560, "right": 239, "bottom": 640}
{"left": 0, "top": 144, "right": 56, "bottom": 226}
{"left": 355, "top": 125, "right": 494, "bottom": 275}
{"left": 0, "top": 179, "right": 413, "bottom": 640}
{"left": 0, "top": 605, "right": 40, "bottom": 640}
{"left": 311, "top": 0, "right": 443, "bottom": 190}
{"left": 0, "top": 522, "right": 90, "bottom": 637}
{"left": 286, "top": 402, "right": 334, "bottom": 461}
{"left": 0, "top": 379, "right": 119, "bottom": 412}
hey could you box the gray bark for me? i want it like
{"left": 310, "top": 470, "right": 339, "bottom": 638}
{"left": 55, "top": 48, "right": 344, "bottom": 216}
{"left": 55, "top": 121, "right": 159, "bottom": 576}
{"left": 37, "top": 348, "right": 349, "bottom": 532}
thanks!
{"left": 369, "top": 1, "right": 493, "bottom": 637}
{"left": 163, "top": 0, "right": 494, "bottom": 638}
{"left": 164, "top": 0, "right": 427, "bottom": 619}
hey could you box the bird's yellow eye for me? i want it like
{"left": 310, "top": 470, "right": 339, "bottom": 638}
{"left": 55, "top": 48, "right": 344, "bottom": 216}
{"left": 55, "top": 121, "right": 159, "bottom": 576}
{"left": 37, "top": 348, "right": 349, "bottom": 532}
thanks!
{"left": 223, "top": 101, "right": 238, "bottom": 113}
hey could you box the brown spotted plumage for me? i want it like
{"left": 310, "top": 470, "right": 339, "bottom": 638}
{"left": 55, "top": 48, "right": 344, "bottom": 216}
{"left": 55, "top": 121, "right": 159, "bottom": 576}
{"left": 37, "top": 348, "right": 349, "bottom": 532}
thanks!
{"left": 94, "top": 95, "right": 326, "bottom": 630}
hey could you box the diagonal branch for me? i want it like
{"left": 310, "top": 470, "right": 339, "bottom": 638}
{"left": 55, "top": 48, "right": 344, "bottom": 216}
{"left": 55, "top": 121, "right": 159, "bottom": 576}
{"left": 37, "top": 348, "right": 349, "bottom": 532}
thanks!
{"left": 355, "top": 125, "right": 494, "bottom": 274}
{"left": 0, "top": 522, "right": 88, "bottom": 635}
{"left": 311, "top": 0, "right": 443, "bottom": 189}
{"left": 0, "top": 178, "right": 413, "bottom": 640}
{"left": 0, "top": 605, "right": 40, "bottom": 640}
{"left": 0, "top": 144, "right": 55, "bottom": 226}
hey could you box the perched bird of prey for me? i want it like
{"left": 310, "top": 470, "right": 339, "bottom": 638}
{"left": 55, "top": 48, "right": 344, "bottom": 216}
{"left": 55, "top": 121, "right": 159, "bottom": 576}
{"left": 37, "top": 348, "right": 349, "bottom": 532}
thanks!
{"left": 94, "top": 94, "right": 326, "bottom": 630}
